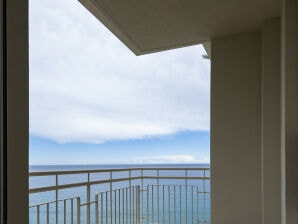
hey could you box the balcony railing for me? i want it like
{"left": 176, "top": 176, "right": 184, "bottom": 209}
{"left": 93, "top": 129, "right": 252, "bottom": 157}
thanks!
{"left": 29, "top": 167, "right": 210, "bottom": 224}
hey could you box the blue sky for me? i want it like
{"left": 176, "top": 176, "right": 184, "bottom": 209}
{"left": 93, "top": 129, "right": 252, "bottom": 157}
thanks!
{"left": 29, "top": 0, "right": 210, "bottom": 165}
{"left": 29, "top": 131, "right": 210, "bottom": 165}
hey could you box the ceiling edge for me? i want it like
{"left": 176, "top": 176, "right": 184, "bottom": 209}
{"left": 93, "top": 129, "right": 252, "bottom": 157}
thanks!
{"left": 203, "top": 42, "right": 211, "bottom": 58}
{"left": 79, "top": 0, "right": 210, "bottom": 56}
{"left": 78, "top": 0, "right": 143, "bottom": 55}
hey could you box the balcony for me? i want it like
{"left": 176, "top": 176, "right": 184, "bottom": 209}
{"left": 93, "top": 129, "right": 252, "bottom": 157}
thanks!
{"left": 29, "top": 167, "right": 210, "bottom": 224}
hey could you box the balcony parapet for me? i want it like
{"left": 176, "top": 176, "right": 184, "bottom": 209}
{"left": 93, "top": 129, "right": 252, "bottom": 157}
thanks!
{"left": 29, "top": 167, "right": 210, "bottom": 224}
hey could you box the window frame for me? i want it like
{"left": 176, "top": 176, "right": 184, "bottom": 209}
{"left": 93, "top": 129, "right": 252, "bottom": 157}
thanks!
{"left": 1, "top": 0, "right": 29, "bottom": 223}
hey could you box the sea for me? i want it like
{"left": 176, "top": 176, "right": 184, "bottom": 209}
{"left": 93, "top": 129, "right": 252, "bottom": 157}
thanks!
{"left": 29, "top": 164, "right": 210, "bottom": 224}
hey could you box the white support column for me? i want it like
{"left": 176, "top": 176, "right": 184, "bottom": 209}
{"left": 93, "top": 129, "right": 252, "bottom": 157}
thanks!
{"left": 261, "top": 18, "right": 282, "bottom": 224}
{"left": 211, "top": 32, "right": 262, "bottom": 224}
{"left": 281, "top": 0, "right": 298, "bottom": 223}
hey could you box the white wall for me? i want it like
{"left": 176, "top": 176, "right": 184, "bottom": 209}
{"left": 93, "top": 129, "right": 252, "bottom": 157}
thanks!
{"left": 281, "top": 0, "right": 298, "bottom": 223}
{"left": 211, "top": 20, "right": 284, "bottom": 223}
{"left": 211, "top": 32, "right": 262, "bottom": 224}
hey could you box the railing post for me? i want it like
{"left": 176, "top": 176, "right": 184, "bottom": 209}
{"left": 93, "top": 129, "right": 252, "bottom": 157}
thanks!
{"left": 174, "top": 185, "right": 176, "bottom": 224}
{"left": 95, "top": 194, "right": 99, "bottom": 224}
{"left": 185, "top": 170, "right": 188, "bottom": 224}
{"left": 118, "top": 189, "right": 120, "bottom": 224}
{"left": 122, "top": 189, "right": 124, "bottom": 224}
{"left": 64, "top": 200, "right": 67, "bottom": 224}
{"left": 180, "top": 185, "right": 182, "bottom": 224}
{"left": 71, "top": 198, "right": 74, "bottom": 224}
{"left": 114, "top": 190, "right": 116, "bottom": 224}
{"left": 37, "top": 205, "right": 40, "bottom": 224}
{"left": 146, "top": 185, "right": 149, "bottom": 224}
{"left": 56, "top": 174, "right": 58, "bottom": 224}
{"left": 137, "top": 186, "right": 141, "bottom": 224}
{"left": 203, "top": 169, "right": 206, "bottom": 223}
{"left": 87, "top": 172, "right": 90, "bottom": 224}
{"left": 141, "top": 168, "right": 144, "bottom": 221}
{"left": 168, "top": 186, "right": 170, "bottom": 224}
{"left": 47, "top": 203, "right": 50, "bottom": 224}
{"left": 132, "top": 186, "right": 135, "bottom": 224}
{"left": 196, "top": 186, "right": 199, "bottom": 224}
{"left": 110, "top": 171, "right": 113, "bottom": 224}
{"left": 162, "top": 185, "right": 165, "bottom": 224}
{"left": 77, "top": 197, "right": 81, "bottom": 224}
{"left": 126, "top": 188, "right": 128, "bottom": 224}
{"left": 152, "top": 185, "right": 154, "bottom": 223}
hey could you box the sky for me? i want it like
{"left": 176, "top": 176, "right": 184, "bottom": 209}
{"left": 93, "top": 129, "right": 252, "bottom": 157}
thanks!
{"left": 29, "top": 0, "right": 210, "bottom": 165}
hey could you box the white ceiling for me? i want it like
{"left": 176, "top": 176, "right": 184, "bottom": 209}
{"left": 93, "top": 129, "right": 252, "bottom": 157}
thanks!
{"left": 79, "top": 0, "right": 281, "bottom": 55}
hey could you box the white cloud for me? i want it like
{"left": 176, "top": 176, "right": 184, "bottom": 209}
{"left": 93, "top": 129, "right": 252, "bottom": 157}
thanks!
{"left": 29, "top": 0, "right": 210, "bottom": 143}
{"left": 121, "top": 155, "right": 209, "bottom": 164}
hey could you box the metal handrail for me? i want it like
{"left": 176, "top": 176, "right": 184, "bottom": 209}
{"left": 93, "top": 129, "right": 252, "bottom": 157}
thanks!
{"left": 29, "top": 167, "right": 210, "bottom": 193}
{"left": 29, "top": 167, "right": 210, "bottom": 224}
{"left": 29, "top": 167, "right": 209, "bottom": 176}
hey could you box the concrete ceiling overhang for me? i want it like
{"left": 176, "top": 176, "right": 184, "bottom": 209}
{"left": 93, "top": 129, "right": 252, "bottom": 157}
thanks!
{"left": 79, "top": 0, "right": 281, "bottom": 55}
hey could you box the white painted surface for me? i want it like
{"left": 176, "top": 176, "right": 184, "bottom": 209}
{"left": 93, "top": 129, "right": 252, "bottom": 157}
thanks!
{"left": 211, "top": 32, "right": 262, "bottom": 224}
{"left": 79, "top": 0, "right": 281, "bottom": 55}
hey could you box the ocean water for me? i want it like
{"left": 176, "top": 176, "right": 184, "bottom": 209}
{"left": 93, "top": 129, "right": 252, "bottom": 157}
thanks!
{"left": 29, "top": 164, "right": 210, "bottom": 224}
